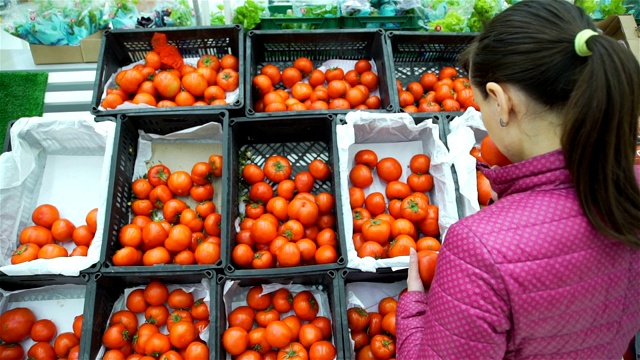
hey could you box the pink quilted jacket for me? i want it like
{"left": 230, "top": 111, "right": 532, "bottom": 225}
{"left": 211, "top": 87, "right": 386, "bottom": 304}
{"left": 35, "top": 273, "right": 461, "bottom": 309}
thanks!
{"left": 396, "top": 149, "right": 640, "bottom": 359}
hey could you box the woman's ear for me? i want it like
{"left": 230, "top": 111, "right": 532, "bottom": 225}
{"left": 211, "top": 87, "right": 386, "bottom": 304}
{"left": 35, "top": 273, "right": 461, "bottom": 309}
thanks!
{"left": 486, "top": 82, "right": 513, "bottom": 122}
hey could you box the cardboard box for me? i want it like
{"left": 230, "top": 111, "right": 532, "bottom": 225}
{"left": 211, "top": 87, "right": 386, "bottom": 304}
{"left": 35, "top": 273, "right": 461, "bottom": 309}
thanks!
{"left": 29, "top": 30, "right": 104, "bottom": 65}
{"left": 596, "top": 14, "right": 640, "bottom": 64}
{"left": 80, "top": 30, "right": 105, "bottom": 63}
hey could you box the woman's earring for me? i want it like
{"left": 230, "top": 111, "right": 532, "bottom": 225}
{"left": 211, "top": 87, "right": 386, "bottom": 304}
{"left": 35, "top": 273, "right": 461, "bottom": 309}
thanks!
{"left": 499, "top": 117, "right": 507, "bottom": 127}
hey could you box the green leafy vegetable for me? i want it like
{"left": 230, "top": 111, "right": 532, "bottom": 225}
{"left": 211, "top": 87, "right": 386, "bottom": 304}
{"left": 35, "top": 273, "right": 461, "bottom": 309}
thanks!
{"left": 210, "top": 4, "right": 226, "bottom": 25}
{"left": 429, "top": 10, "right": 466, "bottom": 32}
{"left": 233, "top": 0, "right": 266, "bottom": 30}
{"left": 170, "top": 0, "right": 194, "bottom": 27}
{"left": 600, "top": 0, "right": 626, "bottom": 17}
{"left": 576, "top": 0, "right": 598, "bottom": 16}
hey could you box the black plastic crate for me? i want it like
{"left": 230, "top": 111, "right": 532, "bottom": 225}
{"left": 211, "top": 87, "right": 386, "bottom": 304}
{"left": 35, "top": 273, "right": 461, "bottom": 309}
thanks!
{"left": 334, "top": 113, "right": 456, "bottom": 273}
{"left": 100, "top": 110, "right": 229, "bottom": 273}
{"left": 245, "top": 29, "right": 397, "bottom": 117}
{"left": 82, "top": 271, "right": 215, "bottom": 359}
{"left": 90, "top": 26, "right": 244, "bottom": 116}
{"left": 225, "top": 115, "right": 348, "bottom": 276}
{"left": 214, "top": 270, "right": 346, "bottom": 358}
{"left": 0, "top": 276, "right": 90, "bottom": 359}
{"left": 339, "top": 268, "right": 409, "bottom": 359}
{"left": 0, "top": 117, "right": 115, "bottom": 276}
{"left": 0, "top": 273, "right": 89, "bottom": 291}
{"left": 386, "top": 31, "right": 477, "bottom": 116}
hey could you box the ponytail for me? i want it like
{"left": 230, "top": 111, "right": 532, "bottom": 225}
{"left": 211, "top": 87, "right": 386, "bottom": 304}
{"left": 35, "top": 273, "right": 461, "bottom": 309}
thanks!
{"left": 562, "top": 34, "right": 640, "bottom": 247}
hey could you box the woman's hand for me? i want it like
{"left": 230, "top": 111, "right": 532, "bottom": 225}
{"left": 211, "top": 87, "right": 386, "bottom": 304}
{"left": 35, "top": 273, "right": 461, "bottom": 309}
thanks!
{"left": 407, "top": 247, "right": 425, "bottom": 292}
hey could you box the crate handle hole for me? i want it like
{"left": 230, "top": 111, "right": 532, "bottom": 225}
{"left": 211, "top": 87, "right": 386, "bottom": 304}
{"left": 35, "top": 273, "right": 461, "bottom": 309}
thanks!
{"left": 328, "top": 270, "right": 337, "bottom": 279}
{"left": 376, "top": 28, "right": 384, "bottom": 35}
{"left": 103, "top": 262, "right": 111, "bottom": 269}
{"left": 81, "top": 273, "right": 90, "bottom": 282}
{"left": 386, "top": 104, "right": 395, "bottom": 112}
{"left": 337, "top": 257, "right": 346, "bottom": 265}
{"left": 229, "top": 119, "right": 236, "bottom": 126}
{"left": 205, "top": 270, "right": 214, "bottom": 279}
{"left": 388, "top": 31, "right": 395, "bottom": 37}
{"left": 217, "top": 274, "right": 226, "bottom": 284}
{"left": 246, "top": 108, "right": 256, "bottom": 116}
{"left": 93, "top": 273, "right": 102, "bottom": 281}
{"left": 225, "top": 264, "right": 236, "bottom": 273}
{"left": 340, "top": 268, "right": 349, "bottom": 278}
{"left": 233, "top": 100, "right": 242, "bottom": 107}
{"left": 248, "top": 30, "right": 256, "bottom": 37}
{"left": 234, "top": 24, "right": 242, "bottom": 31}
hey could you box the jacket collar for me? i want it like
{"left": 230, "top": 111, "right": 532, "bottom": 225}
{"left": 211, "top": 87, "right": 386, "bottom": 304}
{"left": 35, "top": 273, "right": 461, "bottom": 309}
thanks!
{"left": 479, "top": 149, "right": 573, "bottom": 199}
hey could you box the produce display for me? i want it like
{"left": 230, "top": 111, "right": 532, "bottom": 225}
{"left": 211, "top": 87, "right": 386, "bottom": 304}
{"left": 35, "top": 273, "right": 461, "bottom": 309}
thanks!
{"left": 14, "top": 205, "right": 97, "bottom": 263}
{"left": 396, "top": 66, "right": 479, "bottom": 113}
{"left": 222, "top": 284, "right": 338, "bottom": 359}
{"left": 252, "top": 57, "right": 382, "bottom": 112}
{"left": 0, "top": 25, "right": 538, "bottom": 360}
{"left": 232, "top": 154, "right": 340, "bottom": 269}
{"left": 349, "top": 150, "right": 441, "bottom": 260}
{"left": 112, "top": 155, "right": 223, "bottom": 267}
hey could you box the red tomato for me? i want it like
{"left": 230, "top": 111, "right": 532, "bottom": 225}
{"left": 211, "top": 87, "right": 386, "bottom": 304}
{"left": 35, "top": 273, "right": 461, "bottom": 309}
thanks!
{"left": 0, "top": 307, "right": 36, "bottom": 343}
{"left": 417, "top": 250, "right": 439, "bottom": 287}
{"left": 480, "top": 136, "right": 512, "bottom": 167}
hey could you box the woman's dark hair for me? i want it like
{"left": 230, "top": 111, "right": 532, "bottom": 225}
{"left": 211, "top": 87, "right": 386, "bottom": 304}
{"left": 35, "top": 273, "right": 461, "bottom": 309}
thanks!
{"left": 461, "top": 0, "right": 640, "bottom": 247}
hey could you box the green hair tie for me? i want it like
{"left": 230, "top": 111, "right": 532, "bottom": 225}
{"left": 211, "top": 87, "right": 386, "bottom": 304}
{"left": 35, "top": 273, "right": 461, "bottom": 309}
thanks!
{"left": 574, "top": 29, "right": 599, "bottom": 57}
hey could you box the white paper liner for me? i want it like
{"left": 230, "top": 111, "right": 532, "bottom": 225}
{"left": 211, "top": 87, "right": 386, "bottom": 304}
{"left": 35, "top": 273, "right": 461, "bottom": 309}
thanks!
{"left": 344, "top": 279, "right": 406, "bottom": 358}
{"left": 337, "top": 111, "right": 458, "bottom": 272}
{"left": 222, "top": 280, "right": 336, "bottom": 360}
{"left": 95, "top": 279, "right": 211, "bottom": 360}
{"left": 0, "top": 117, "right": 116, "bottom": 276}
{"left": 446, "top": 107, "right": 487, "bottom": 218}
{"left": 97, "top": 57, "right": 241, "bottom": 111}
{"left": 0, "top": 284, "right": 86, "bottom": 352}
{"left": 132, "top": 121, "right": 225, "bottom": 216}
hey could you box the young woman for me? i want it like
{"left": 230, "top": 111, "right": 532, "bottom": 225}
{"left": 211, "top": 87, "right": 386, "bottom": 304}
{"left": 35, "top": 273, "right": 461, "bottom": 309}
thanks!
{"left": 396, "top": 0, "right": 640, "bottom": 358}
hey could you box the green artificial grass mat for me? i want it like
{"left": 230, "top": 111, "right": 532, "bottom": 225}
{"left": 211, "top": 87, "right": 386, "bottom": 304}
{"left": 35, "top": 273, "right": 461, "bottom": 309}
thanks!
{"left": 0, "top": 71, "right": 48, "bottom": 152}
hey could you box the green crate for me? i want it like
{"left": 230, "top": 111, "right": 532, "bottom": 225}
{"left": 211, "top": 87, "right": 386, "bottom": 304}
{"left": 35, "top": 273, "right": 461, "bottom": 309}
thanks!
{"left": 341, "top": 15, "right": 420, "bottom": 30}
{"left": 260, "top": 4, "right": 340, "bottom": 30}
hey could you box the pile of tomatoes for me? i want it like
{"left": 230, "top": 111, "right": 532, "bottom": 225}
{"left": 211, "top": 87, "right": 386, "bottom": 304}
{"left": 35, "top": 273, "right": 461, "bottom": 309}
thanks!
{"left": 252, "top": 58, "right": 383, "bottom": 112}
{"left": 112, "top": 155, "right": 223, "bottom": 266}
{"left": 396, "top": 66, "right": 480, "bottom": 113}
{"left": 13, "top": 204, "right": 98, "bottom": 264}
{"left": 222, "top": 285, "right": 337, "bottom": 359}
{"left": 101, "top": 53, "right": 240, "bottom": 109}
{"left": 231, "top": 155, "right": 340, "bottom": 269}
{"left": 347, "top": 295, "right": 400, "bottom": 360}
{"left": 100, "top": 281, "right": 210, "bottom": 359}
{"left": 0, "top": 307, "right": 83, "bottom": 359}
{"left": 348, "top": 150, "right": 441, "bottom": 260}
